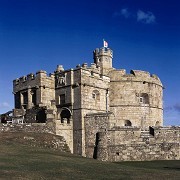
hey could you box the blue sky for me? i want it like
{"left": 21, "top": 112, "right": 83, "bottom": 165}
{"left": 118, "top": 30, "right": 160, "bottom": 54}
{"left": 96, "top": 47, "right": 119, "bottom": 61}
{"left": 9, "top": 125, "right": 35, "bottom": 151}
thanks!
{"left": 0, "top": 0, "right": 179, "bottom": 126}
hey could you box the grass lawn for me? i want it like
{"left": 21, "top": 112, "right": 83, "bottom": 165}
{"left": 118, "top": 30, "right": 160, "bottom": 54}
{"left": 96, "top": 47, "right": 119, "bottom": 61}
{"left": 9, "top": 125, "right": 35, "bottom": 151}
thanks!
{"left": 0, "top": 132, "right": 179, "bottom": 180}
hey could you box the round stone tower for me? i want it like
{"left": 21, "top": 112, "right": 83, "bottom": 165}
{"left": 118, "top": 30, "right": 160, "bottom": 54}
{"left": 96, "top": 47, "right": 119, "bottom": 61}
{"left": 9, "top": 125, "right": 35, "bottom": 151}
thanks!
{"left": 93, "top": 47, "right": 113, "bottom": 75}
{"left": 108, "top": 69, "right": 163, "bottom": 129}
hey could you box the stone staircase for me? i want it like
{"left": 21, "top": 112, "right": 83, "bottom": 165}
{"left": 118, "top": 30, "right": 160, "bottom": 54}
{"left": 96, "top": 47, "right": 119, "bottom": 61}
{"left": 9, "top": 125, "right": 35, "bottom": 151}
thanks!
{"left": 140, "top": 130, "right": 154, "bottom": 138}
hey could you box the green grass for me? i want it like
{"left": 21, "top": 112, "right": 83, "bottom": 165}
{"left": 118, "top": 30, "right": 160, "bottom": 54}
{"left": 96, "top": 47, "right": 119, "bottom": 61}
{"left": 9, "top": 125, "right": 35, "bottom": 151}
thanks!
{"left": 0, "top": 132, "right": 179, "bottom": 180}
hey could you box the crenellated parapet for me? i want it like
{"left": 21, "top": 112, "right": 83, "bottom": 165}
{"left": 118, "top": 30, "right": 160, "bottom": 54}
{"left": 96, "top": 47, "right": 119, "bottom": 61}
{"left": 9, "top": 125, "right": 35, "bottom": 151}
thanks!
{"left": 93, "top": 47, "right": 113, "bottom": 75}
{"left": 93, "top": 47, "right": 113, "bottom": 60}
{"left": 13, "top": 70, "right": 55, "bottom": 92}
{"left": 13, "top": 70, "right": 55, "bottom": 110}
{"left": 75, "top": 62, "right": 100, "bottom": 73}
{"left": 109, "top": 69, "right": 163, "bottom": 87}
{"left": 73, "top": 62, "right": 110, "bottom": 82}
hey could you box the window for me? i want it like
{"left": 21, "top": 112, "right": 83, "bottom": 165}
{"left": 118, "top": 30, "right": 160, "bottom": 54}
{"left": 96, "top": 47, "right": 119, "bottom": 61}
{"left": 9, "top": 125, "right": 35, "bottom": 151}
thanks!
{"left": 139, "top": 93, "right": 149, "bottom": 104}
{"left": 124, "top": 120, "right": 132, "bottom": 126}
{"left": 92, "top": 90, "right": 100, "bottom": 100}
{"left": 59, "top": 94, "right": 65, "bottom": 105}
{"left": 139, "top": 97, "right": 143, "bottom": 103}
{"left": 31, "top": 89, "right": 37, "bottom": 106}
{"left": 22, "top": 91, "right": 28, "bottom": 105}
{"left": 15, "top": 92, "right": 21, "bottom": 109}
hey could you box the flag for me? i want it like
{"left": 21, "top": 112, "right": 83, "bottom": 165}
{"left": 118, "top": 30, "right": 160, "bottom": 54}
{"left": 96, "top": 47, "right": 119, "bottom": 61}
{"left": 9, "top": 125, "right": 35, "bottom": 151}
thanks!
{"left": 103, "top": 39, "right": 108, "bottom": 48}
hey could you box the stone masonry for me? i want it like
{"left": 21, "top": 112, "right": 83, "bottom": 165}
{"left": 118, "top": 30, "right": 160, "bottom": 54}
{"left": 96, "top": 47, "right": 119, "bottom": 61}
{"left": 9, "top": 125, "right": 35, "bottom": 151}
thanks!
{"left": 11, "top": 45, "right": 179, "bottom": 161}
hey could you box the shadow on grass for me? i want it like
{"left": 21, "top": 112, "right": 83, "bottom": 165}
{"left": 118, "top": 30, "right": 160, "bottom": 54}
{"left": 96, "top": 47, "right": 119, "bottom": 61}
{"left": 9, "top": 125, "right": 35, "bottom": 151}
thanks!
{"left": 164, "top": 167, "right": 180, "bottom": 171}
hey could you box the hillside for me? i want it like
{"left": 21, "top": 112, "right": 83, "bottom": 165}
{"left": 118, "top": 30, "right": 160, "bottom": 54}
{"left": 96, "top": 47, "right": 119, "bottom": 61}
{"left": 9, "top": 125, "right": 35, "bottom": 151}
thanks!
{"left": 0, "top": 132, "right": 180, "bottom": 180}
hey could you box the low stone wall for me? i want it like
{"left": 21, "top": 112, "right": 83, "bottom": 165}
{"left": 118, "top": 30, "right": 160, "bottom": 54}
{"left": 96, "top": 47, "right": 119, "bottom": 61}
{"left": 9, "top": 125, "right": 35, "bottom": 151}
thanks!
{"left": 56, "top": 120, "right": 73, "bottom": 153}
{"left": 0, "top": 123, "right": 71, "bottom": 153}
{"left": 96, "top": 126, "right": 180, "bottom": 161}
{"left": 0, "top": 123, "right": 54, "bottom": 134}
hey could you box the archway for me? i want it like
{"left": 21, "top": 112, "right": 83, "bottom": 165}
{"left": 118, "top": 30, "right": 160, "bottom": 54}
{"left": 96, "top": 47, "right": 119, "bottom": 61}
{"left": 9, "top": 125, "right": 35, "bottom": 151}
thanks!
{"left": 93, "top": 132, "right": 100, "bottom": 159}
{"left": 36, "top": 109, "right": 46, "bottom": 123}
{"left": 60, "top": 108, "right": 72, "bottom": 123}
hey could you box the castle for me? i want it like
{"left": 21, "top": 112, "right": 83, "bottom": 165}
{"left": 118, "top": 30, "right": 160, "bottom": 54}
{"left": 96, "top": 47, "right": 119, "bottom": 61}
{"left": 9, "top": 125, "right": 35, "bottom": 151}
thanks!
{"left": 12, "top": 45, "right": 179, "bottom": 161}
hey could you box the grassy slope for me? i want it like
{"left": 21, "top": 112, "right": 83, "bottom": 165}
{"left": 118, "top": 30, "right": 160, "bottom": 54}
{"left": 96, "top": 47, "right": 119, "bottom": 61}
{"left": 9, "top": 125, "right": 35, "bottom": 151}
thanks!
{"left": 0, "top": 132, "right": 179, "bottom": 180}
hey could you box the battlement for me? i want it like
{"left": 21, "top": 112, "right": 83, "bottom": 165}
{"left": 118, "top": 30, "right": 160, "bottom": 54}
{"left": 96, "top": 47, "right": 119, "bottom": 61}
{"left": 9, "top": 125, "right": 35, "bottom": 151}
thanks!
{"left": 13, "top": 70, "right": 55, "bottom": 86}
{"left": 80, "top": 63, "right": 100, "bottom": 73}
{"left": 109, "top": 69, "right": 162, "bottom": 86}
{"left": 75, "top": 63, "right": 111, "bottom": 81}
{"left": 93, "top": 47, "right": 113, "bottom": 58}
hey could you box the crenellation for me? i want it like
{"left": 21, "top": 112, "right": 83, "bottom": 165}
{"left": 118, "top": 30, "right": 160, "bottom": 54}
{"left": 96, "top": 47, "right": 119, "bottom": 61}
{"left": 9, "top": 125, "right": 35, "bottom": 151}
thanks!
{"left": 82, "top": 63, "right": 88, "bottom": 68}
{"left": 27, "top": 73, "right": 35, "bottom": 80}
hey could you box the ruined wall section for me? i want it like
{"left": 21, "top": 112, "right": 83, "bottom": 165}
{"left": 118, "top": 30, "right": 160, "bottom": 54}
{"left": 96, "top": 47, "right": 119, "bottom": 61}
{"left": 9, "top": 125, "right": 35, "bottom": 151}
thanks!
{"left": 84, "top": 112, "right": 115, "bottom": 158}
{"left": 0, "top": 123, "right": 71, "bottom": 152}
{"left": 0, "top": 123, "right": 54, "bottom": 133}
{"left": 13, "top": 71, "right": 55, "bottom": 109}
{"left": 108, "top": 69, "right": 163, "bottom": 128}
{"left": 55, "top": 118, "right": 73, "bottom": 153}
{"left": 96, "top": 126, "right": 180, "bottom": 161}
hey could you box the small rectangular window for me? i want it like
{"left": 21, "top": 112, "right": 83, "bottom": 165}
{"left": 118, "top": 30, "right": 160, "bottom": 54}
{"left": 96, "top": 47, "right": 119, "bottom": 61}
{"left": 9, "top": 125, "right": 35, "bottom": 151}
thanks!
{"left": 139, "top": 97, "right": 143, "bottom": 103}
{"left": 22, "top": 91, "right": 28, "bottom": 105}
{"left": 59, "top": 94, "right": 65, "bottom": 105}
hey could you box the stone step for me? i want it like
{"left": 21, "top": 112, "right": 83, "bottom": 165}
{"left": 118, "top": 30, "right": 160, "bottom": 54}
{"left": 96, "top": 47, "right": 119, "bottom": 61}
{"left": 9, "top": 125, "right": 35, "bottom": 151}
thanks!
{"left": 140, "top": 131, "right": 154, "bottom": 138}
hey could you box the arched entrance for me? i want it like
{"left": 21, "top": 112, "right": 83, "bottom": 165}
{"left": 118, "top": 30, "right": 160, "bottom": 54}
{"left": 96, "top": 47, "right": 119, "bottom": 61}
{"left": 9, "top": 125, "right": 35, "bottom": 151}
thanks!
{"left": 60, "top": 108, "right": 72, "bottom": 123}
{"left": 93, "top": 132, "right": 100, "bottom": 159}
{"left": 36, "top": 109, "right": 46, "bottom": 123}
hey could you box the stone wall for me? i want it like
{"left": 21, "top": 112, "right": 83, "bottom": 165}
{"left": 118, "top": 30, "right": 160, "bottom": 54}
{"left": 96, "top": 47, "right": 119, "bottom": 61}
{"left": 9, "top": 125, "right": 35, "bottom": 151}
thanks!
{"left": 85, "top": 112, "right": 179, "bottom": 161}
{"left": 84, "top": 112, "right": 115, "bottom": 158}
{"left": 0, "top": 124, "right": 70, "bottom": 153}
{"left": 96, "top": 126, "right": 180, "bottom": 161}
{"left": 56, "top": 119, "right": 73, "bottom": 153}
{"left": 0, "top": 123, "right": 54, "bottom": 134}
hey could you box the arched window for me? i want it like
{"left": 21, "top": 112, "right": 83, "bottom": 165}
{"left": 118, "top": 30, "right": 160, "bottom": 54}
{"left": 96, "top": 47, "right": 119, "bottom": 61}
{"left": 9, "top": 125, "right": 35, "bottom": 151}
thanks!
{"left": 124, "top": 120, "right": 132, "bottom": 126}
{"left": 92, "top": 90, "right": 100, "bottom": 100}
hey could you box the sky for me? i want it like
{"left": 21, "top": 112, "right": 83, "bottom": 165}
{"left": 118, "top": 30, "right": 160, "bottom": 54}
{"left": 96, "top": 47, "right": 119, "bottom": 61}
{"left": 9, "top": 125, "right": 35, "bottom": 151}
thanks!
{"left": 0, "top": 0, "right": 179, "bottom": 126}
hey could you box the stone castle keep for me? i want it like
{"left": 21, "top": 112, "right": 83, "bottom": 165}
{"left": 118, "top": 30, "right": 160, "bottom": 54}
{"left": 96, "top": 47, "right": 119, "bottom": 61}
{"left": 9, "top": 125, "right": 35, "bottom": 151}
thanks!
{"left": 11, "top": 46, "right": 179, "bottom": 161}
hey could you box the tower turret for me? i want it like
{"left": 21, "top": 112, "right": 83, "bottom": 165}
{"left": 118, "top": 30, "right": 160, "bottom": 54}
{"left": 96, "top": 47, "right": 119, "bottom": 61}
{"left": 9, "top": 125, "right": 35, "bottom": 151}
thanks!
{"left": 93, "top": 47, "right": 113, "bottom": 75}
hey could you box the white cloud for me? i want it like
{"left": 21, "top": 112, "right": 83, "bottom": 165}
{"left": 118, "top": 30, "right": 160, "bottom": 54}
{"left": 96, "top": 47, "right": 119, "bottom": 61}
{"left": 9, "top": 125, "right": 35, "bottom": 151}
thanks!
{"left": 113, "top": 8, "right": 156, "bottom": 25}
{"left": 137, "top": 10, "right": 156, "bottom": 24}
{"left": 121, "top": 8, "right": 130, "bottom": 18}
{"left": 112, "top": 8, "right": 130, "bottom": 18}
